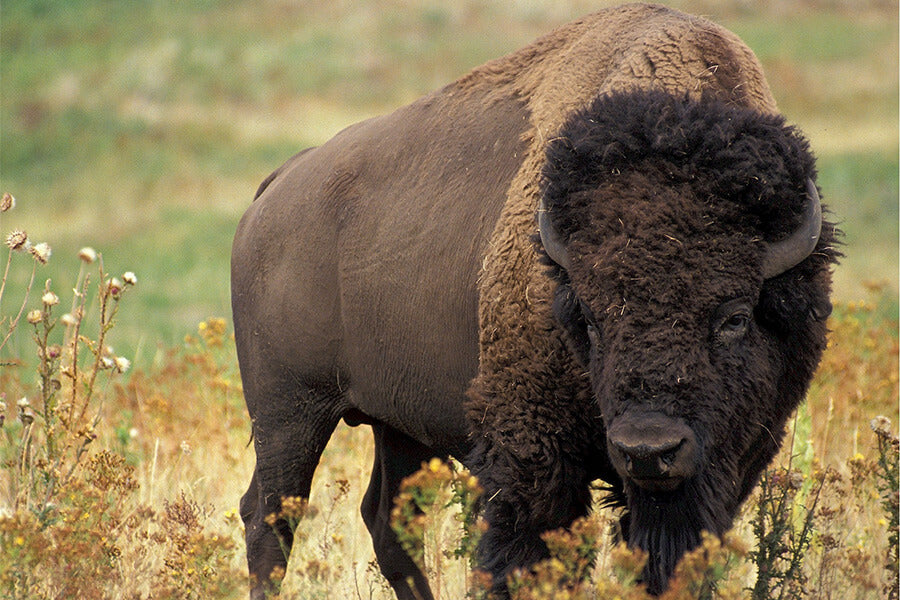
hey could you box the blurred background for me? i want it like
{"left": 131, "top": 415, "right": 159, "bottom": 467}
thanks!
{"left": 1, "top": 0, "right": 897, "bottom": 368}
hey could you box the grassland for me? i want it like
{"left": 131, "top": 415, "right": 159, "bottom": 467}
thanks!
{"left": 1, "top": 1, "right": 897, "bottom": 599}
{"left": 1, "top": 0, "right": 897, "bottom": 360}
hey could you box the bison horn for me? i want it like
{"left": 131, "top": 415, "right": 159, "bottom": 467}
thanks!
{"left": 762, "top": 179, "right": 822, "bottom": 279}
{"left": 538, "top": 198, "right": 573, "bottom": 271}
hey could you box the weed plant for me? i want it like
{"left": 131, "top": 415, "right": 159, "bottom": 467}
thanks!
{"left": 0, "top": 193, "right": 246, "bottom": 599}
{"left": 388, "top": 413, "right": 898, "bottom": 600}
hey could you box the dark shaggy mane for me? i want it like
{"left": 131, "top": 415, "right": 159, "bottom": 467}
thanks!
{"left": 536, "top": 89, "right": 841, "bottom": 333}
{"left": 541, "top": 90, "right": 823, "bottom": 245}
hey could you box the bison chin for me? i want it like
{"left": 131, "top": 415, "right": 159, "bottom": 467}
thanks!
{"left": 619, "top": 474, "right": 735, "bottom": 595}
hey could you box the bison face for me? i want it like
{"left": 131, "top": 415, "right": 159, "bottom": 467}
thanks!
{"left": 547, "top": 177, "right": 823, "bottom": 593}
{"left": 538, "top": 91, "right": 838, "bottom": 594}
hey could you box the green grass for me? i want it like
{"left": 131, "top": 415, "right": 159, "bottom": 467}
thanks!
{"left": 818, "top": 151, "right": 899, "bottom": 298}
{"left": 0, "top": 209, "right": 237, "bottom": 372}
{"left": 728, "top": 12, "right": 896, "bottom": 63}
{"left": 1, "top": 0, "right": 896, "bottom": 364}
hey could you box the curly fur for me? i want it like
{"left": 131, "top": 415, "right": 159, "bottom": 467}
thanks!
{"left": 543, "top": 91, "right": 820, "bottom": 242}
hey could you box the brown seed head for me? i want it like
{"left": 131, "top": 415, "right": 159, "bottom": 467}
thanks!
{"left": 30, "top": 242, "right": 51, "bottom": 264}
{"left": 0, "top": 193, "right": 15, "bottom": 212}
{"left": 6, "top": 230, "right": 28, "bottom": 251}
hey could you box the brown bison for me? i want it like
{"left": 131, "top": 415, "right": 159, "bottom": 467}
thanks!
{"left": 231, "top": 4, "right": 838, "bottom": 598}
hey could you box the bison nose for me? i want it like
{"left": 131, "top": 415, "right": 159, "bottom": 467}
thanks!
{"left": 607, "top": 412, "right": 698, "bottom": 492}
{"left": 614, "top": 437, "right": 684, "bottom": 479}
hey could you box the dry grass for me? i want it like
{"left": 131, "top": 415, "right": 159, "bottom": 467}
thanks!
{"left": 0, "top": 225, "right": 896, "bottom": 598}
{"left": 0, "top": 225, "right": 249, "bottom": 598}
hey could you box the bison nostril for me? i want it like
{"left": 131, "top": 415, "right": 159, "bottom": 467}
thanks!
{"left": 660, "top": 441, "right": 684, "bottom": 467}
{"left": 614, "top": 439, "right": 684, "bottom": 479}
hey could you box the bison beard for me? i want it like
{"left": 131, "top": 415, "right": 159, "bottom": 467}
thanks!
{"left": 621, "top": 469, "right": 735, "bottom": 594}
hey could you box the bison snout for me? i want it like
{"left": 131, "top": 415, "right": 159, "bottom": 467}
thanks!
{"left": 607, "top": 412, "right": 698, "bottom": 492}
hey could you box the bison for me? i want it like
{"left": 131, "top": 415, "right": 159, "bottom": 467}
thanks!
{"left": 231, "top": 4, "right": 839, "bottom": 598}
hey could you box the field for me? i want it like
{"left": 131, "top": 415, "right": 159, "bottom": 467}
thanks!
{"left": 0, "top": 1, "right": 897, "bottom": 599}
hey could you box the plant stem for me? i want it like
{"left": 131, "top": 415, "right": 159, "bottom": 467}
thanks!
{"left": 0, "top": 259, "right": 36, "bottom": 356}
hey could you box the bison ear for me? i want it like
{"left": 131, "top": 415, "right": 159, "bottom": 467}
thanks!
{"left": 809, "top": 297, "right": 832, "bottom": 322}
{"left": 762, "top": 179, "right": 822, "bottom": 279}
{"left": 539, "top": 198, "right": 573, "bottom": 271}
{"left": 757, "top": 267, "right": 832, "bottom": 333}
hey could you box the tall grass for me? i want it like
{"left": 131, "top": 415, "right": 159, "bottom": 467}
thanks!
{"left": 388, "top": 408, "right": 899, "bottom": 599}
{"left": 1, "top": 196, "right": 248, "bottom": 599}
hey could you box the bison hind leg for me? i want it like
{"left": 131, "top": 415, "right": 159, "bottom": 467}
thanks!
{"left": 361, "top": 422, "right": 441, "bottom": 600}
{"left": 241, "top": 383, "right": 346, "bottom": 600}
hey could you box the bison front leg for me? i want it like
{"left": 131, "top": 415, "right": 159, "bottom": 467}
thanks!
{"left": 465, "top": 344, "right": 610, "bottom": 597}
{"left": 361, "top": 423, "right": 441, "bottom": 600}
{"left": 468, "top": 438, "right": 594, "bottom": 597}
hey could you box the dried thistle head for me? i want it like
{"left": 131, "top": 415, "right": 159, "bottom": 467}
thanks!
{"left": 30, "top": 242, "right": 51, "bottom": 264}
{"left": 18, "top": 398, "right": 34, "bottom": 425}
{"left": 105, "top": 277, "right": 123, "bottom": 298}
{"left": 114, "top": 356, "right": 131, "bottom": 373}
{"left": 6, "top": 229, "right": 28, "bottom": 251}
{"left": 78, "top": 247, "right": 97, "bottom": 263}
{"left": 0, "top": 192, "right": 15, "bottom": 212}
{"left": 42, "top": 290, "right": 59, "bottom": 307}
{"left": 870, "top": 415, "right": 896, "bottom": 442}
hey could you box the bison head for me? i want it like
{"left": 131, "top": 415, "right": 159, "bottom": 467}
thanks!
{"left": 538, "top": 91, "right": 838, "bottom": 593}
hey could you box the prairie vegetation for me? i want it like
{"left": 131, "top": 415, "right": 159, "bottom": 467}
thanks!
{"left": 1, "top": 1, "right": 897, "bottom": 598}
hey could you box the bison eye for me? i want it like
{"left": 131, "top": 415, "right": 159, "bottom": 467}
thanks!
{"left": 722, "top": 313, "right": 750, "bottom": 333}
{"left": 714, "top": 299, "right": 753, "bottom": 342}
